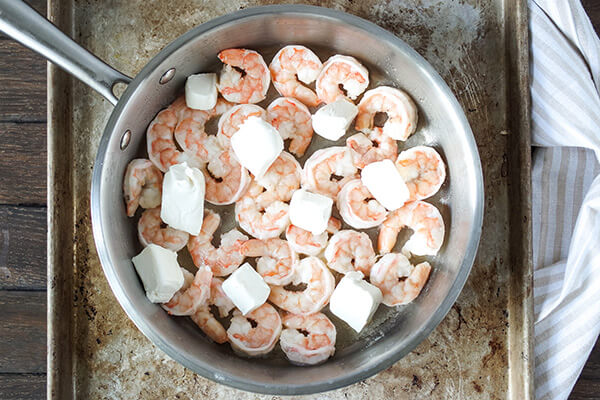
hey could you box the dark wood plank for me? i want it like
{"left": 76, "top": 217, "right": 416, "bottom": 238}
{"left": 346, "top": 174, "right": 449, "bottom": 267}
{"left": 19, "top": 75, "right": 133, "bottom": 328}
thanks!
{"left": 570, "top": 337, "right": 600, "bottom": 399}
{"left": 0, "top": 0, "right": 47, "bottom": 41}
{"left": 0, "top": 291, "right": 46, "bottom": 373}
{"left": 0, "top": 206, "right": 46, "bottom": 291}
{"left": 0, "top": 42, "right": 47, "bottom": 123}
{"left": 582, "top": 0, "right": 600, "bottom": 36}
{"left": 0, "top": 122, "right": 46, "bottom": 204}
{"left": 0, "top": 0, "right": 48, "bottom": 123}
{"left": 0, "top": 374, "right": 45, "bottom": 400}
{"left": 0, "top": 0, "right": 46, "bottom": 31}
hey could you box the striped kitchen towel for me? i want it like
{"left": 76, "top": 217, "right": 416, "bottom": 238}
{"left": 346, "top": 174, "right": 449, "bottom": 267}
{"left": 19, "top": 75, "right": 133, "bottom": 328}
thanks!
{"left": 530, "top": 0, "right": 600, "bottom": 399}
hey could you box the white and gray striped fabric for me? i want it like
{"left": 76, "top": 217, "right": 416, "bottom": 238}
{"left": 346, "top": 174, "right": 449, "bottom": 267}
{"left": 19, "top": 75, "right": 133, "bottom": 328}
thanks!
{"left": 530, "top": 0, "right": 600, "bottom": 399}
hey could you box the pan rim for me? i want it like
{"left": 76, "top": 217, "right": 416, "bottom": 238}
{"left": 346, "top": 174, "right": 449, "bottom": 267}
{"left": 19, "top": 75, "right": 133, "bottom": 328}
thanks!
{"left": 90, "top": 4, "right": 484, "bottom": 395}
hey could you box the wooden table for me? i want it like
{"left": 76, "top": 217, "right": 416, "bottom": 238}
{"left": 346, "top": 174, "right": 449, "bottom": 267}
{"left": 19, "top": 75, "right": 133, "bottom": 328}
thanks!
{"left": 0, "top": 1, "right": 598, "bottom": 398}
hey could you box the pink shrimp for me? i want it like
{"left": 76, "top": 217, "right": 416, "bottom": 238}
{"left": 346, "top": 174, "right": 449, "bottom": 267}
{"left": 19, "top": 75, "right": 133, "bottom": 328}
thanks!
{"left": 285, "top": 217, "right": 341, "bottom": 256}
{"left": 378, "top": 201, "right": 445, "bottom": 256}
{"left": 216, "top": 104, "right": 266, "bottom": 148}
{"left": 267, "top": 97, "right": 314, "bottom": 157}
{"left": 337, "top": 179, "right": 388, "bottom": 229}
{"left": 190, "top": 277, "right": 234, "bottom": 344}
{"left": 217, "top": 48, "right": 270, "bottom": 104}
{"left": 191, "top": 307, "right": 228, "bottom": 344}
{"left": 346, "top": 130, "right": 398, "bottom": 169}
{"left": 395, "top": 146, "right": 446, "bottom": 201}
{"left": 187, "top": 209, "right": 248, "bottom": 276}
{"left": 269, "top": 45, "right": 323, "bottom": 107}
{"left": 324, "top": 230, "right": 377, "bottom": 276}
{"left": 315, "top": 55, "right": 369, "bottom": 104}
{"left": 255, "top": 151, "right": 302, "bottom": 202}
{"left": 240, "top": 238, "right": 297, "bottom": 285}
{"left": 280, "top": 312, "right": 336, "bottom": 365}
{"left": 173, "top": 97, "right": 232, "bottom": 163}
{"left": 269, "top": 256, "right": 335, "bottom": 315}
{"left": 301, "top": 146, "right": 359, "bottom": 200}
{"left": 203, "top": 140, "right": 251, "bottom": 205}
{"left": 146, "top": 96, "right": 203, "bottom": 172}
{"left": 137, "top": 207, "right": 189, "bottom": 252}
{"left": 123, "top": 159, "right": 163, "bottom": 217}
{"left": 209, "top": 277, "right": 235, "bottom": 318}
{"left": 235, "top": 181, "right": 290, "bottom": 240}
{"left": 370, "top": 253, "right": 431, "bottom": 306}
{"left": 355, "top": 86, "right": 418, "bottom": 141}
{"left": 161, "top": 266, "right": 212, "bottom": 316}
{"left": 227, "top": 303, "right": 282, "bottom": 356}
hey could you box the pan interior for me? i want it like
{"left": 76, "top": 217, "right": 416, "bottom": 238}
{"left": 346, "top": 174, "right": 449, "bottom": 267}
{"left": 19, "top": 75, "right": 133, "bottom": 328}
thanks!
{"left": 92, "top": 6, "right": 482, "bottom": 395}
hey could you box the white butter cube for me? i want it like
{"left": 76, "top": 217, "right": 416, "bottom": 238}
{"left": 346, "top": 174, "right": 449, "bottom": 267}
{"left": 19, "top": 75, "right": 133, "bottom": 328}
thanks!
{"left": 289, "top": 189, "right": 333, "bottom": 235}
{"left": 132, "top": 244, "right": 185, "bottom": 303}
{"left": 361, "top": 159, "right": 410, "bottom": 210}
{"left": 231, "top": 116, "right": 283, "bottom": 178}
{"left": 161, "top": 162, "right": 205, "bottom": 235}
{"left": 329, "top": 271, "right": 382, "bottom": 333}
{"left": 185, "top": 73, "right": 218, "bottom": 110}
{"left": 312, "top": 98, "right": 358, "bottom": 141}
{"left": 222, "top": 263, "right": 270, "bottom": 315}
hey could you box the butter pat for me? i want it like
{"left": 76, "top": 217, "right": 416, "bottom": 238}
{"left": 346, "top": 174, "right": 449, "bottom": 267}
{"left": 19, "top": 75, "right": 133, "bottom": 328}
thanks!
{"left": 222, "top": 263, "right": 270, "bottom": 315}
{"left": 329, "top": 271, "right": 382, "bottom": 333}
{"left": 185, "top": 73, "right": 217, "bottom": 110}
{"left": 312, "top": 98, "right": 358, "bottom": 141}
{"left": 161, "top": 162, "right": 205, "bottom": 235}
{"left": 231, "top": 116, "right": 283, "bottom": 178}
{"left": 289, "top": 189, "right": 333, "bottom": 235}
{"left": 361, "top": 159, "right": 409, "bottom": 210}
{"left": 132, "top": 244, "right": 184, "bottom": 303}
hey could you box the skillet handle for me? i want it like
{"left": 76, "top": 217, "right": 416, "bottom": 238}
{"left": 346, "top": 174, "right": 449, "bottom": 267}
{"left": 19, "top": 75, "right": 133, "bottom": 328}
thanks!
{"left": 0, "top": 0, "right": 131, "bottom": 106}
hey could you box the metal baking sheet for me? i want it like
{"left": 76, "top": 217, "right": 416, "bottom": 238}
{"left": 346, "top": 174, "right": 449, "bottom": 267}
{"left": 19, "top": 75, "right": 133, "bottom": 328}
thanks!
{"left": 47, "top": 0, "right": 532, "bottom": 398}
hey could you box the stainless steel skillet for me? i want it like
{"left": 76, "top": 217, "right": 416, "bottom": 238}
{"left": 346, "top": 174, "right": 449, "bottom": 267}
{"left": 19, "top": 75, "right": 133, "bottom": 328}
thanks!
{"left": 0, "top": 1, "right": 483, "bottom": 395}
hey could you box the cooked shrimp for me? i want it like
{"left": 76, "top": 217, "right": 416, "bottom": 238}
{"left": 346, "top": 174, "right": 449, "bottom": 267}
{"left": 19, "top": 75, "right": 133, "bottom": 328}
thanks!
{"left": 137, "top": 207, "right": 189, "bottom": 252}
{"left": 240, "top": 238, "right": 297, "bottom": 285}
{"left": 346, "top": 130, "right": 397, "bottom": 169}
{"left": 161, "top": 266, "right": 212, "bottom": 316}
{"left": 190, "top": 277, "right": 234, "bottom": 344}
{"left": 395, "top": 146, "right": 446, "bottom": 201}
{"left": 203, "top": 141, "right": 251, "bottom": 205}
{"left": 217, "top": 48, "right": 270, "bottom": 104}
{"left": 235, "top": 181, "right": 290, "bottom": 240}
{"left": 227, "top": 303, "right": 282, "bottom": 356}
{"left": 280, "top": 312, "right": 336, "bottom": 365}
{"left": 267, "top": 97, "right": 313, "bottom": 157}
{"left": 324, "top": 230, "right": 377, "bottom": 275}
{"left": 378, "top": 201, "right": 445, "bottom": 256}
{"left": 210, "top": 277, "right": 235, "bottom": 318}
{"left": 187, "top": 209, "right": 248, "bottom": 276}
{"left": 147, "top": 96, "right": 203, "bottom": 172}
{"left": 337, "top": 179, "right": 388, "bottom": 229}
{"left": 355, "top": 86, "right": 418, "bottom": 141}
{"left": 269, "top": 256, "right": 335, "bottom": 315}
{"left": 285, "top": 217, "right": 341, "bottom": 256}
{"left": 255, "top": 151, "right": 301, "bottom": 202}
{"left": 370, "top": 253, "right": 431, "bottom": 306}
{"left": 173, "top": 97, "right": 232, "bottom": 163}
{"left": 123, "top": 159, "right": 163, "bottom": 217}
{"left": 269, "top": 45, "right": 323, "bottom": 107}
{"left": 301, "top": 146, "right": 359, "bottom": 199}
{"left": 191, "top": 306, "right": 228, "bottom": 344}
{"left": 315, "top": 55, "right": 369, "bottom": 104}
{"left": 216, "top": 104, "right": 266, "bottom": 148}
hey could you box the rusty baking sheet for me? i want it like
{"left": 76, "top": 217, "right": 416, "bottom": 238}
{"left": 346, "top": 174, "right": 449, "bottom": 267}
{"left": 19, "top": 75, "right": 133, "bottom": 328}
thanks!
{"left": 47, "top": 0, "right": 532, "bottom": 398}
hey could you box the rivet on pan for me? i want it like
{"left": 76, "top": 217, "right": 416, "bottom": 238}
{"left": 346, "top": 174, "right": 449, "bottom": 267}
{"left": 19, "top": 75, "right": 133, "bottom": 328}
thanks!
{"left": 120, "top": 130, "right": 131, "bottom": 150}
{"left": 159, "top": 68, "right": 176, "bottom": 84}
